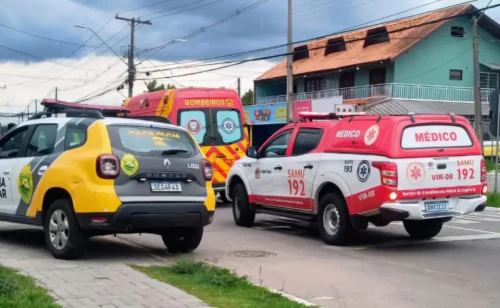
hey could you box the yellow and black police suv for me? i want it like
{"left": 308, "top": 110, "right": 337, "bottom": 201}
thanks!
{"left": 0, "top": 109, "right": 216, "bottom": 259}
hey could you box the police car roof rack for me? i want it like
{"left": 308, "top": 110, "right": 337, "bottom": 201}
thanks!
{"left": 28, "top": 108, "right": 104, "bottom": 120}
{"left": 298, "top": 111, "right": 367, "bottom": 122}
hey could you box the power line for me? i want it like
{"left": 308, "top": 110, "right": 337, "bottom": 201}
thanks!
{"left": 0, "top": 42, "right": 105, "bottom": 72}
{"left": 138, "top": 0, "right": 459, "bottom": 72}
{"left": 137, "top": 0, "right": 272, "bottom": 65}
{"left": 0, "top": 23, "right": 101, "bottom": 48}
{"left": 137, "top": 2, "right": 500, "bottom": 80}
{"left": 139, "top": 0, "right": 218, "bottom": 18}
{"left": 117, "top": 0, "right": 176, "bottom": 14}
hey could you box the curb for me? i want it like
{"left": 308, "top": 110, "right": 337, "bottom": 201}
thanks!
{"left": 485, "top": 206, "right": 500, "bottom": 213}
{"left": 253, "top": 284, "right": 319, "bottom": 307}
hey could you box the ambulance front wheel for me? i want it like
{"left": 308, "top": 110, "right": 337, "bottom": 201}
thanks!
{"left": 231, "top": 183, "right": 255, "bottom": 227}
{"left": 403, "top": 219, "right": 443, "bottom": 239}
{"left": 318, "top": 193, "right": 353, "bottom": 246}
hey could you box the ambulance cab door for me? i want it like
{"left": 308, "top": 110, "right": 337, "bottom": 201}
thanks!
{"left": 249, "top": 129, "right": 294, "bottom": 205}
{"left": 0, "top": 125, "right": 31, "bottom": 214}
{"left": 285, "top": 127, "right": 324, "bottom": 212}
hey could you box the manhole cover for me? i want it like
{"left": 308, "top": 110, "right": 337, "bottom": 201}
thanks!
{"left": 229, "top": 250, "right": 276, "bottom": 258}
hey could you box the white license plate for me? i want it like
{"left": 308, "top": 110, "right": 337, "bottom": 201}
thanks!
{"left": 150, "top": 182, "right": 182, "bottom": 192}
{"left": 424, "top": 201, "right": 449, "bottom": 212}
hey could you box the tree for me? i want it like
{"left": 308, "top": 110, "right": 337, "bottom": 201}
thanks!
{"left": 241, "top": 89, "right": 253, "bottom": 106}
{"left": 145, "top": 80, "right": 176, "bottom": 92}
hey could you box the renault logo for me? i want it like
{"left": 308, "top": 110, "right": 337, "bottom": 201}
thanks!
{"left": 163, "top": 159, "right": 171, "bottom": 169}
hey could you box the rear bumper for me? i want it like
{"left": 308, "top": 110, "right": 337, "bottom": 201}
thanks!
{"left": 379, "top": 195, "right": 487, "bottom": 220}
{"left": 76, "top": 202, "right": 214, "bottom": 233}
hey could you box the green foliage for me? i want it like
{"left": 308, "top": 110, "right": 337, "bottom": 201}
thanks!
{"left": 145, "top": 80, "right": 176, "bottom": 92}
{"left": 241, "top": 89, "right": 254, "bottom": 106}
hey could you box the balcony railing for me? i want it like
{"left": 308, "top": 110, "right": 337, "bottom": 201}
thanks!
{"left": 255, "top": 83, "right": 494, "bottom": 105}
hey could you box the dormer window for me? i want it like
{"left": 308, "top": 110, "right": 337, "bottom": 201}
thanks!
{"left": 325, "top": 38, "right": 346, "bottom": 55}
{"left": 364, "top": 27, "right": 390, "bottom": 47}
{"left": 293, "top": 45, "right": 309, "bottom": 61}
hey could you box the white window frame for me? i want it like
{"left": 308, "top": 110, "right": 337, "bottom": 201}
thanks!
{"left": 480, "top": 72, "right": 499, "bottom": 89}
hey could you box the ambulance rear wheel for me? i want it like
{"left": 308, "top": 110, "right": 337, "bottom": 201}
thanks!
{"left": 403, "top": 219, "right": 443, "bottom": 239}
{"left": 318, "top": 193, "right": 353, "bottom": 246}
{"left": 231, "top": 183, "right": 255, "bottom": 227}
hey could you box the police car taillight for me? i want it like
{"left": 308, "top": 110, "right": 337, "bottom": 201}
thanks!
{"left": 96, "top": 154, "right": 120, "bottom": 179}
{"left": 371, "top": 161, "right": 398, "bottom": 187}
{"left": 480, "top": 158, "right": 487, "bottom": 182}
{"left": 202, "top": 159, "right": 213, "bottom": 181}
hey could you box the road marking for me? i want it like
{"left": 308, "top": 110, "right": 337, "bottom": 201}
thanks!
{"left": 322, "top": 233, "right": 500, "bottom": 250}
{"left": 442, "top": 224, "right": 500, "bottom": 234}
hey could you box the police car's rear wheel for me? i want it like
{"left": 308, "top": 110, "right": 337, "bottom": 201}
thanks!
{"left": 403, "top": 219, "right": 443, "bottom": 239}
{"left": 44, "top": 199, "right": 87, "bottom": 260}
{"left": 232, "top": 183, "right": 255, "bottom": 227}
{"left": 318, "top": 193, "right": 352, "bottom": 246}
{"left": 161, "top": 226, "right": 203, "bottom": 253}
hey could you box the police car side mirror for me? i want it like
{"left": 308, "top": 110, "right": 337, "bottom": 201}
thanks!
{"left": 246, "top": 147, "right": 258, "bottom": 159}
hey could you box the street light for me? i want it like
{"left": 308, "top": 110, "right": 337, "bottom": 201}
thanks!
{"left": 74, "top": 24, "right": 127, "bottom": 65}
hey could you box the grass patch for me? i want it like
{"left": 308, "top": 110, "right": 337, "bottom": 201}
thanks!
{"left": 0, "top": 266, "right": 60, "bottom": 308}
{"left": 487, "top": 192, "right": 500, "bottom": 208}
{"left": 133, "top": 260, "right": 316, "bottom": 308}
{"left": 486, "top": 160, "right": 500, "bottom": 172}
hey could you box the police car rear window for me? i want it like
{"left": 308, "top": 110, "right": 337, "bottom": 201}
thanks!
{"left": 401, "top": 124, "right": 473, "bottom": 149}
{"left": 108, "top": 126, "right": 198, "bottom": 155}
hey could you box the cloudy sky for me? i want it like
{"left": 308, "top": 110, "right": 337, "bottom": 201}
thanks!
{"left": 0, "top": 0, "right": 498, "bottom": 117}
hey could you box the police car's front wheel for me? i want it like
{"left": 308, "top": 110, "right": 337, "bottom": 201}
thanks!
{"left": 44, "top": 199, "right": 87, "bottom": 260}
{"left": 403, "top": 219, "right": 443, "bottom": 239}
{"left": 318, "top": 193, "right": 353, "bottom": 246}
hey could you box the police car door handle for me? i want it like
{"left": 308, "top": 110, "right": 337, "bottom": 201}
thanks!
{"left": 274, "top": 165, "right": 282, "bottom": 170}
{"left": 38, "top": 166, "right": 47, "bottom": 175}
{"left": 304, "top": 164, "right": 314, "bottom": 169}
{"left": 2, "top": 171, "right": 9, "bottom": 175}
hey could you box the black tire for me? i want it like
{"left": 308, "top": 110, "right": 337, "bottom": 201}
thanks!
{"left": 231, "top": 183, "right": 255, "bottom": 227}
{"left": 219, "top": 191, "right": 230, "bottom": 204}
{"left": 317, "top": 193, "right": 353, "bottom": 246}
{"left": 44, "top": 198, "right": 87, "bottom": 260}
{"left": 403, "top": 219, "right": 443, "bottom": 239}
{"left": 161, "top": 226, "right": 203, "bottom": 253}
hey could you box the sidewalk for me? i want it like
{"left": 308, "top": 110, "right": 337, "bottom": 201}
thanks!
{"left": 0, "top": 223, "right": 211, "bottom": 308}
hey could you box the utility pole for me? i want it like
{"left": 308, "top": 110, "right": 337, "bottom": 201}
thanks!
{"left": 286, "top": 0, "right": 294, "bottom": 123}
{"left": 237, "top": 78, "right": 241, "bottom": 96}
{"left": 115, "top": 15, "right": 152, "bottom": 98}
{"left": 34, "top": 99, "right": 37, "bottom": 113}
{"left": 473, "top": 15, "right": 483, "bottom": 147}
{"left": 55, "top": 87, "right": 58, "bottom": 100}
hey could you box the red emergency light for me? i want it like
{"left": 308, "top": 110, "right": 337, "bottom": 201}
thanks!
{"left": 298, "top": 111, "right": 367, "bottom": 121}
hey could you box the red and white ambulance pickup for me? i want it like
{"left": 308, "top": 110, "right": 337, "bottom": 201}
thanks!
{"left": 225, "top": 112, "right": 488, "bottom": 245}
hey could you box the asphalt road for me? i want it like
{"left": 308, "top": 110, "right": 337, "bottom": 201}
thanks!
{"left": 118, "top": 203, "right": 500, "bottom": 308}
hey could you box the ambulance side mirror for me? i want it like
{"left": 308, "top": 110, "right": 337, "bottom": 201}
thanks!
{"left": 246, "top": 147, "right": 258, "bottom": 159}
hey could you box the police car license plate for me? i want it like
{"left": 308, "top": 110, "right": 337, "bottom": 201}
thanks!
{"left": 424, "top": 201, "right": 449, "bottom": 212}
{"left": 150, "top": 182, "right": 182, "bottom": 192}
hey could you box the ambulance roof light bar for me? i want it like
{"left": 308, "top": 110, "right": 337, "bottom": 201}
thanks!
{"left": 298, "top": 111, "right": 367, "bottom": 122}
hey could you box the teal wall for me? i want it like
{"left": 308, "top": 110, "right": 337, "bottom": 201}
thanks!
{"left": 255, "top": 79, "right": 286, "bottom": 98}
{"left": 394, "top": 16, "right": 500, "bottom": 86}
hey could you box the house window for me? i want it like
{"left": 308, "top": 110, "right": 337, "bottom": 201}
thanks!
{"left": 451, "top": 26, "right": 465, "bottom": 38}
{"left": 305, "top": 77, "right": 325, "bottom": 92}
{"left": 293, "top": 45, "right": 309, "bottom": 61}
{"left": 480, "top": 72, "right": 499, "bottom": 89}
{"left": 449, "top": 69, "right": 463, "bottom": 81}
{"left": 325, "top": 38, "right": 346, "bottom": 55}
{"left": 364, "top": 27, "right": 390, "bottom": 47}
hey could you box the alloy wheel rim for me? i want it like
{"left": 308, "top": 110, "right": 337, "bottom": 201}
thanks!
{"left": 323, "top": 204, "right": 340, "bottom": 235}
{"left": 49, "top": 210, "right": 69, "bottom": 250}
